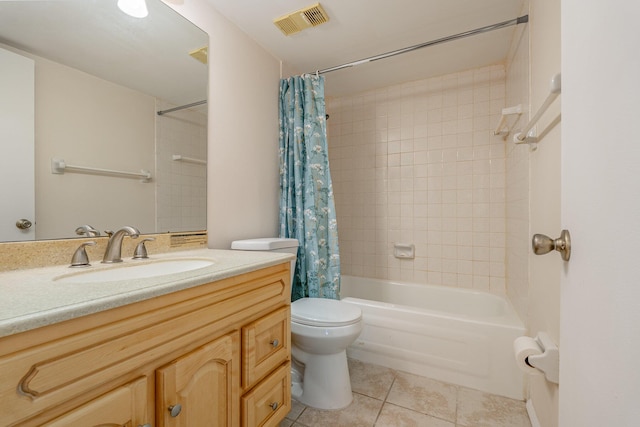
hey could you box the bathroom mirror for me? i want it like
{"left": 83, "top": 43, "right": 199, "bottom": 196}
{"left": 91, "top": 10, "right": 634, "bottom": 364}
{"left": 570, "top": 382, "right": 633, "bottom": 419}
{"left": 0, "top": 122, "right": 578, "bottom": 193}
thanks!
{"left": 0, "top": 0, "right": 208, "bottom": 243}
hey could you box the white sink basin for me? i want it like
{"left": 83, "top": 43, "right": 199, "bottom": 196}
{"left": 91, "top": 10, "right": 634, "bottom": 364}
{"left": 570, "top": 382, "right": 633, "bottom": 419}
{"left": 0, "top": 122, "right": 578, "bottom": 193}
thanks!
{"left": 55, "top": 259, "right": 214, "bottom": 283}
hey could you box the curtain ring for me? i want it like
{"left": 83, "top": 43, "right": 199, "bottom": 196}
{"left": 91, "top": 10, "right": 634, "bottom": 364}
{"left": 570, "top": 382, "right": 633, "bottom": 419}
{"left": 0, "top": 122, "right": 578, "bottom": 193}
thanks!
{"left": 316, "top": 70, "right": 319, "bottom": 78}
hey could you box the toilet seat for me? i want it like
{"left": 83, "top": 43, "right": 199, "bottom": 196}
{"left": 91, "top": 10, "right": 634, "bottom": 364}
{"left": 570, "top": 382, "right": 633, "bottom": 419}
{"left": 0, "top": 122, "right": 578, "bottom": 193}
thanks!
{"left": 291, "top": 298, "right": 362, "bottom": 327}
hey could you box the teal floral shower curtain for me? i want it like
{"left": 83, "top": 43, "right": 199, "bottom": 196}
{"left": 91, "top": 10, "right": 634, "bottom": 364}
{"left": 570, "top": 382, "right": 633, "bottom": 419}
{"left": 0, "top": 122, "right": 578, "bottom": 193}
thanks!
{"left": 279, "top": 74, "right": 340, "bottom": 301}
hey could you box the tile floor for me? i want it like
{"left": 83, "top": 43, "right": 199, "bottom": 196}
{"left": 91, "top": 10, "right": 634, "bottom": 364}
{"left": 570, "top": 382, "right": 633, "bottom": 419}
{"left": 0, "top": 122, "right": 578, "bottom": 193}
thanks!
{"left": 280, "top": 359, "right": 531, "bottom": 427}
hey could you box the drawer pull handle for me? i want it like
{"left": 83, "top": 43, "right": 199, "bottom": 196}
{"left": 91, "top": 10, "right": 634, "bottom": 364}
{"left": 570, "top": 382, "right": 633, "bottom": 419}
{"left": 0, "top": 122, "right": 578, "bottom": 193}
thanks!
{"left": 169, "top": 404, "right": 182, "bottom": 417}
{"left": 270, "top": 402, "right": 279, "bottom": 411}
{"left": 270, "top": 339, "right": 279, "bottom": 348}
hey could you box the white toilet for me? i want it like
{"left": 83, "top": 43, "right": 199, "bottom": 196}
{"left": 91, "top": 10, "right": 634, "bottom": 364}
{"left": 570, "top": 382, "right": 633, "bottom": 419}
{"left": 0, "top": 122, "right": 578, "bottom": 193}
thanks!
{"left": 230, "top": 237, "right": 363, "bottom": 410}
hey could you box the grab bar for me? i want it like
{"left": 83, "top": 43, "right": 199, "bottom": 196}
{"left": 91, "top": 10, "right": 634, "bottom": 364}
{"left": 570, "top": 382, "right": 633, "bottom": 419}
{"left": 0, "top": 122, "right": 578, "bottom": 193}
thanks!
{"left": 514, "top": 73, "right": 561, "bottom": 146}
{"left": 51, "top": 158, "right": 151, "bottom": 182}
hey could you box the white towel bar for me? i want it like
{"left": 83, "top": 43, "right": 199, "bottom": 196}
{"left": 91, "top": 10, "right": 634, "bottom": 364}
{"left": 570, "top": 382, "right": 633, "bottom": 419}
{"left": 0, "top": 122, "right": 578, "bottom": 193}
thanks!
{"left": 514, "top": 73, "right": 561, "bottom": 147}
{"left": 172, "top": 154, "right": 207, "bottom": 165}
{"left": 51, "top": 158, "right": 151, "bottom": 182}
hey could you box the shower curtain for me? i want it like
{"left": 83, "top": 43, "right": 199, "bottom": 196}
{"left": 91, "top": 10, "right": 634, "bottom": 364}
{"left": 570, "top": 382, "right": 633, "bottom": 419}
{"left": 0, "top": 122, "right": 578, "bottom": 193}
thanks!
{"left": 279, "top": 74, "right": 340, "bottom": 301}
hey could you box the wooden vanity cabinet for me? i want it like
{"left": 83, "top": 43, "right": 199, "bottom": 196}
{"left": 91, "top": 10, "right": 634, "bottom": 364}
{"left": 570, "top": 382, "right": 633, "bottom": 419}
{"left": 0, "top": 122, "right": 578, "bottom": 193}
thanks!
{"left": 0, "top": 262, "right": 291, "bottom": 427}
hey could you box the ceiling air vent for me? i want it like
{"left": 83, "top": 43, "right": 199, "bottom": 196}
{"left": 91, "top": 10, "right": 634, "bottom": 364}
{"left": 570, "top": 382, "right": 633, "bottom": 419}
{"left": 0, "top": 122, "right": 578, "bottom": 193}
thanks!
{"left": 274, "top": 3, "right": 329, "bottom": 36}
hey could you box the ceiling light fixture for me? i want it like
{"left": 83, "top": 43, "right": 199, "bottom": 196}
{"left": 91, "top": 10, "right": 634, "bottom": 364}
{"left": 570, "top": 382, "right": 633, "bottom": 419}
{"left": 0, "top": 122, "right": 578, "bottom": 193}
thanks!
{"left": 117, "top": 0, "right": 148, "bottom": 18}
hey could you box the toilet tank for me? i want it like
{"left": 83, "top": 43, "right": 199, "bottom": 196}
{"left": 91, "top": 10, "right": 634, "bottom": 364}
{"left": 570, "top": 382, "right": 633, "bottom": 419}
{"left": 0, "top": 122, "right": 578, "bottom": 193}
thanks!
{"left": 230, "top": 238, "right": 299, "bottom": 288}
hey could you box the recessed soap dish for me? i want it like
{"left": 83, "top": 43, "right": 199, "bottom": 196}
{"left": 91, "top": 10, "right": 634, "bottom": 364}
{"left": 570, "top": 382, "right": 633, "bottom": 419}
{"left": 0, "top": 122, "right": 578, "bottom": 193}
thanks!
{"left": 393, "top": 243, "right": 415, "bottom": 259}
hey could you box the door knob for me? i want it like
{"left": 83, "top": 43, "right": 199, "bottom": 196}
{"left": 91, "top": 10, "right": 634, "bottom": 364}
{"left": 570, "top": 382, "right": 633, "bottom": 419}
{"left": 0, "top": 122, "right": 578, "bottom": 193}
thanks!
{"left": 16, "top": 219, "right": 32, "bottom": 230}
{"left": 532, "top": 229, "right": 571, "bottom": 261}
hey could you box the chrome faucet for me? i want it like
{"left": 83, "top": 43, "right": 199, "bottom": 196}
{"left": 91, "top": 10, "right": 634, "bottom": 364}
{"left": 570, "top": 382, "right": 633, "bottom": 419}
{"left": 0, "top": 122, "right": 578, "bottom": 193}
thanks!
{"left": 102, "top": 226, "right": 140, "bottom": 263}
{"left": 75, "top": 224, "right": 100, "bottom": 237}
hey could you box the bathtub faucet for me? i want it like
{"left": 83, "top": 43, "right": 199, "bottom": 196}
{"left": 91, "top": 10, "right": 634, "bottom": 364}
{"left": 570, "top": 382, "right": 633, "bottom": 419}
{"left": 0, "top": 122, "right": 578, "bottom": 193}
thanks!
{"left": 102, "top": 226, "right": 140, "bottom": 263}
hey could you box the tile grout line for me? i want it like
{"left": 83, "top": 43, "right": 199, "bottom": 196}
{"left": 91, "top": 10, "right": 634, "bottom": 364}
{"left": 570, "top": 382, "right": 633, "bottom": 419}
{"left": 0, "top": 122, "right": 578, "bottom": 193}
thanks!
{"left": 371, "top": 370, "right": 398, "bottom": 426}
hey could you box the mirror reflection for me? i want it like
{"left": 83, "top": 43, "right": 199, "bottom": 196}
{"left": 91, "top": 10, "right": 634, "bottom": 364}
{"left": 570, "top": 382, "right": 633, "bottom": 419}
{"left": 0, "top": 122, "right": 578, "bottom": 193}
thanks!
{"left": 0, "top": 0, "right": 208, "bottom": 243}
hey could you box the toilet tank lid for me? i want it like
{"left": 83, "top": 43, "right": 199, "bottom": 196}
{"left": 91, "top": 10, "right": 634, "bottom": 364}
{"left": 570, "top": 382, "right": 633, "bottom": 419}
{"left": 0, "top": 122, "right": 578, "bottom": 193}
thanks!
{"left": 231, "top": 237, "right": 299, "bottom": 250}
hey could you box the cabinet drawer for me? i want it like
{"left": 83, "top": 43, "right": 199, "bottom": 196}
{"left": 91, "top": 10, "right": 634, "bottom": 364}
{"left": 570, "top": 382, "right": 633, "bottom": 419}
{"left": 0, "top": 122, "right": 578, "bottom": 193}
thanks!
{"left": 241, "top": 363, "right": 291, "bottom": 427}
{"left": 242, "top": 306, "right": 290, "bottom": 389}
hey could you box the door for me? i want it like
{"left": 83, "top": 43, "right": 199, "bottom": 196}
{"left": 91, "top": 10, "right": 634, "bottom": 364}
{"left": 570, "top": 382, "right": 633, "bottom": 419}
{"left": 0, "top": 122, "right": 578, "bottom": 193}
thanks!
{"left": 560, "top": 1, "right": 640, "bottom": 425}
{"left": 156, "top": 333, "right": 239, "bottom": 427}
{"left": 43, "top": 377, "right": 148, "bottom": 427}
{"left": 0, "top": 47, "right": 35, "bottom": 241}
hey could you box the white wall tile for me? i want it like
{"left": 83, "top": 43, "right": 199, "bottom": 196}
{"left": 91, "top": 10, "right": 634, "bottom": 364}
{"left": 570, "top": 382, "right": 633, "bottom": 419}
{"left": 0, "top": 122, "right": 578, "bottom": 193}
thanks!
{"left": 329, "top": 65, "right": 507, "bottom": 293}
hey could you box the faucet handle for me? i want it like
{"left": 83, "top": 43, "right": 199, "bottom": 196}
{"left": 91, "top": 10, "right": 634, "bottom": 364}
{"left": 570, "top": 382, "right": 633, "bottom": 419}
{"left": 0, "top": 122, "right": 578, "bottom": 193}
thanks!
{"left": 70, "top": 241, "right": 96, "bottom": 267}
{"left": 133, "top": 238, "right": 155, "bottom": 260}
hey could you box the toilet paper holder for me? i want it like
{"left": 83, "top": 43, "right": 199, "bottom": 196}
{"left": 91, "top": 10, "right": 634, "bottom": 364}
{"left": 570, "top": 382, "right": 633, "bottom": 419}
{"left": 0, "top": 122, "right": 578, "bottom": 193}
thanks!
{"left": 526, "top": 332, "right": 560, "bottom": 384}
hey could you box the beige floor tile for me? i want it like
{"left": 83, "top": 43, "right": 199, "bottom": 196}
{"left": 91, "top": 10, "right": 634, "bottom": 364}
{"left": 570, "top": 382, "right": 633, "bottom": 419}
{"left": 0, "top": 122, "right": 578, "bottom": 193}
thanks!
{"left": 349, "top": 358, "right": 396, "bottom": 400}
{"left": 286, "top": 399, "right": 307, "bottom": 421}
{"left": 375, "top": 402, "right": 455, "bottom": 427}
{"left": 456, "top": 387, "right": 531, "bottom": 427}
{"left": 279, "top": 419, "right": 295, "bottom": 427}
{"left": 296, "top": 392, "right": 383, "bottom": 427}
{"left": 386, "top": 371, "right": 458, "bottom": 422}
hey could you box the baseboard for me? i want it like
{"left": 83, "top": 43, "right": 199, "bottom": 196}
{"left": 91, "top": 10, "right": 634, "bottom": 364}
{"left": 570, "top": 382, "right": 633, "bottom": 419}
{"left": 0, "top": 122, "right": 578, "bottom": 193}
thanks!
{"left": 526, "top": 399, "right": 542, "bottom": 427}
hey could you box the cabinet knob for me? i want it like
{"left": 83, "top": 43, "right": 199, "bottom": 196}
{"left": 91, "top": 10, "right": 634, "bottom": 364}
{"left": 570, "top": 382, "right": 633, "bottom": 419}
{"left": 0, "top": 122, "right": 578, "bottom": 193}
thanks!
{"left": 138, "top": 424, "right": 152, "bottom": 427}
{"left": 270, "top": 339, "right": 279, "bottom": 348}
{"left": 270, "top": 402, "right": 279, "bottom": 411}
{"left": 168, "top": 404, "right": 182, "bottom": 417}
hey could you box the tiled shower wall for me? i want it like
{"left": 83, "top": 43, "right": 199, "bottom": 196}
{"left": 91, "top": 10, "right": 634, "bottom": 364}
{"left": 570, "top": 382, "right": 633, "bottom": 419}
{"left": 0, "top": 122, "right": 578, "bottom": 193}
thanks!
{"left": 155, "top": 100, "right": 207, "bottom": 233}
{"left": 505, "top": 23, "right": 530, "bottom": 321}
{"left": 328, "top": 64, "right": 508, "bottom": 293}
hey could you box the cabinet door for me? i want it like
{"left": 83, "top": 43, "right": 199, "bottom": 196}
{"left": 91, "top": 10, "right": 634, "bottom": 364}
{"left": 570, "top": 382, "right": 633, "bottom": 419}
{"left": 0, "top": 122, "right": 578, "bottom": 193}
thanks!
{"left": 42, "top": 376, "right": 148, "bottom": 427}
{"left": 157, "top": 333, "right": 239, "bottom": 427}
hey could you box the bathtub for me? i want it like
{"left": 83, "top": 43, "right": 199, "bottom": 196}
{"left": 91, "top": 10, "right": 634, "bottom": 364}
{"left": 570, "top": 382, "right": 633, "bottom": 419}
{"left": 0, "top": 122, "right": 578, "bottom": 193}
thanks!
{"left": 340, "top": 275, "right": 525, "bottom": 399}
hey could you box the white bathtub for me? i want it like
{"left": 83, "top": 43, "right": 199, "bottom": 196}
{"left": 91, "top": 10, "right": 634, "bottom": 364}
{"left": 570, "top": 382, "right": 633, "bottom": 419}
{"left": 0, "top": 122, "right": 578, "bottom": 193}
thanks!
{"left": 340, "top": 275, "right": 525, "bottom": 399}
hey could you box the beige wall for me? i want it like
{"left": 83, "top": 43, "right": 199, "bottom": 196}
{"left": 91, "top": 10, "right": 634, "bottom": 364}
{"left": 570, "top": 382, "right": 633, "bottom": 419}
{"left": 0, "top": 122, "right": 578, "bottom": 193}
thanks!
{"left": 505, "top": 12, "right": 530, "bottom": 323}
{"left": 505, "top": 0, "right": 561, "bottom": 425}
{"left": 328, "top": 65, "right": 508, "bottom": 293}
{"left": 528, "top": 0, "right": 561, "bottom": 424}
{"left": 164, "top": 0, "right": 282, "bottom": 249}
{"left": 34, "top": 55, "right": 156, "bottom": 239}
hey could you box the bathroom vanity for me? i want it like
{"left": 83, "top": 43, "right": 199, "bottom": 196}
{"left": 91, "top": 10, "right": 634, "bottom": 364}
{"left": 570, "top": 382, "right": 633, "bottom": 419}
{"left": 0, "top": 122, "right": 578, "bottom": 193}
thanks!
{"left": 0, "top": 249, "right": 292, "bottom": 427}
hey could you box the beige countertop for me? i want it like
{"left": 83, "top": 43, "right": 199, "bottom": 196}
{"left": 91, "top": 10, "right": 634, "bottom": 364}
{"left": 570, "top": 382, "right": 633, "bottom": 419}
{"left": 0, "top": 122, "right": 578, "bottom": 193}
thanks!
{"left": 0, "top": 248, "right": 293, "bottom": 338}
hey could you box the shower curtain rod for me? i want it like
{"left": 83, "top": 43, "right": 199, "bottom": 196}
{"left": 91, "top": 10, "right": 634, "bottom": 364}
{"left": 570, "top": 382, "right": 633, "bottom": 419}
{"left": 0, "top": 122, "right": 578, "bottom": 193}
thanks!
{"left": 314, "top": 15, "right": 529, "bottom": 75}
{"left": 157, "top": 100, "right": 207, "bottom": 116}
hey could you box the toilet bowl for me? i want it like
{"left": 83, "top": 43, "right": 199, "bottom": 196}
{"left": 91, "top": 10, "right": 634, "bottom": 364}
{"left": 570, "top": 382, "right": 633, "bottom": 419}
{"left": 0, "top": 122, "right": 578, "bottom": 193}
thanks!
{"left": 230, "top": 238, "right": 363, "bottom": 410}
{"left": 290, "top": 297, "right": 362, "bottom": 409}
